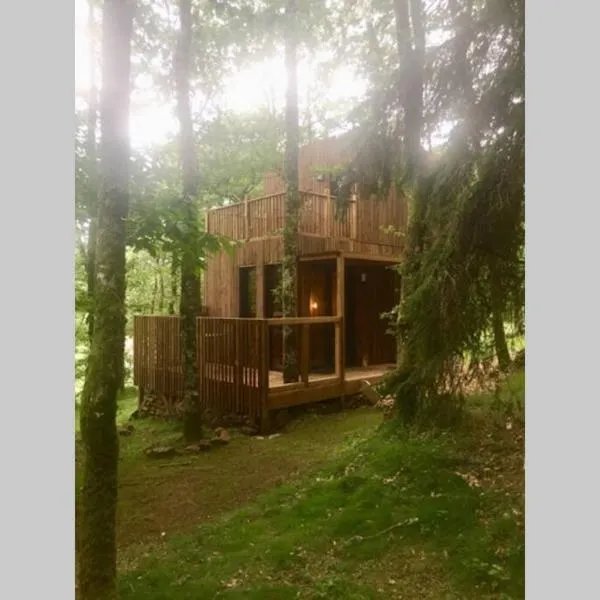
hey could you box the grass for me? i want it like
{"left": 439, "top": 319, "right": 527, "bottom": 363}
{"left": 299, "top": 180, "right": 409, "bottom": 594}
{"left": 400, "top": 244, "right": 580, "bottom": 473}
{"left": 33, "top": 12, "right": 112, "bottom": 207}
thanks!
{"left": 78, "top": 370, "right": 524, "bottom": 599}
{"left": 76, "top": 395, "right": 384, "bottom": 563}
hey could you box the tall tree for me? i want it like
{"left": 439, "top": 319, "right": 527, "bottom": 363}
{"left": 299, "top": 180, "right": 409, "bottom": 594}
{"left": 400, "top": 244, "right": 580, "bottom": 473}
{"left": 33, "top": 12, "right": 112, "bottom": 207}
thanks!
{"left": 77, "top": 0, "right": 134, "bottom": 597}
{"left": 85, "top": 0, "right": 100, "bottom": 340}
{"left": 176, "top": 0, "right": 203, "bottom": 440}
{"left": 281, "top": 0, "right": 301, "bottom": 383}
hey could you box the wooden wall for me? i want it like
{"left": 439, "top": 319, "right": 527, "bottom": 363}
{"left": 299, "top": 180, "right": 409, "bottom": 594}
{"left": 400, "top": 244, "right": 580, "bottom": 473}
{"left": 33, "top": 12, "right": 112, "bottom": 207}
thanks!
{"left": 262, "top": 132, "right": 360, "bottom": 196}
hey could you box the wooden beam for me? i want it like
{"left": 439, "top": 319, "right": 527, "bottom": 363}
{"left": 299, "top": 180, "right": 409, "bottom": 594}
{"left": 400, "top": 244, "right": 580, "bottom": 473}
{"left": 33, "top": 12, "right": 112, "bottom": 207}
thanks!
{"left": 301, "top": 324, "right": 310, "bottom": 386}
{"left": 336, "top": 254, "right": 345, "bottom": 384}
{"left": 341, "top": 253, "right": 402, "bottom": 264}
{"left": 234, "top": 322, "right": 242, "bottom": 408}
{"left": 266, "top": 316, "right": 341, "bottom": 326}
{"left": 244, "top": 195, "right": 250, "bottom": 239}
{"left": 298, "top": 252, "right": 339, "bottom": 262}
{"left": 259, "top": 320, "right": 270, "bottom": 433}
{"left": 268, "top": 379, "right": 344, "bottom": 410}
{"left": 256, "top": 246, "right": 265, "bottom": 318}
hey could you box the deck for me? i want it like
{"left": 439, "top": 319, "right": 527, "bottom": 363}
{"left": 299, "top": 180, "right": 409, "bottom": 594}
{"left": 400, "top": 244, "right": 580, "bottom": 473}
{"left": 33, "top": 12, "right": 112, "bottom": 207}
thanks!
{"left": 133, "top": 315, "right": 396, "bottom": 427}
{"left": 268, "top": 365, "right": 395, "bottom": 389}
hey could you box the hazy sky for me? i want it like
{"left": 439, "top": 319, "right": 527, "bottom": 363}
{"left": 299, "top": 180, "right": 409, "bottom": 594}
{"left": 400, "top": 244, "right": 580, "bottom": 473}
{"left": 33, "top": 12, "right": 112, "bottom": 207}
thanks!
{"left": 74, "top": 0, "right": 367, "bottom": 149}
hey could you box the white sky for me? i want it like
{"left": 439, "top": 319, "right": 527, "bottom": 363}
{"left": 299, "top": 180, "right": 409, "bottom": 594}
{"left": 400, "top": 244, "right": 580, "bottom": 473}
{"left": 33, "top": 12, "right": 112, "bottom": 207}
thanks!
{"left": 75, "top": 0, "right": 367, "bottom": 149}
{"left": 74, "top": 1, "right": 454, "bottom": 150}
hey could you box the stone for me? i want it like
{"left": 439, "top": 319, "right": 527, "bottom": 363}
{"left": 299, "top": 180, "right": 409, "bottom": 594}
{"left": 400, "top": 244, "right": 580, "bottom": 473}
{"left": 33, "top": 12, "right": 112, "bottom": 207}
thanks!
{"left": 118, "top": 424, "right": 135, "bottom": 436}
{"left": 184, "top": 440, "right": 212, "bottom": 453}
{"left": 240, "top": 425, "right": 258, "bottom": 437}
{"left": 144, "top": 446, "right": 178, "bottom": 459}
{"left": 210, "top": 428, "right": 230, "bottom": 445}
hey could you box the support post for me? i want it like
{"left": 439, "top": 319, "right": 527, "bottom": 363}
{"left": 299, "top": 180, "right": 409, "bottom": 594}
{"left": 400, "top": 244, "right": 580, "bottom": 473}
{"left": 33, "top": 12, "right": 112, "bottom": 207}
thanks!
{"left": 301, "top": 323, "right": 310, "bottom": 386}
{"left": 335, "top": 254, "right": 345, "bottom": 387}
{"left": 235, "top": 321, "right": 242, "bottom": 411}
{"left": 244, "top": 195, "right": 250, "bottom": 240}
{"left": 256, "top": 245, "right": 265, "bottom": 318}
{"left": 259, "top": 320, "right": 270, "bottom": 433}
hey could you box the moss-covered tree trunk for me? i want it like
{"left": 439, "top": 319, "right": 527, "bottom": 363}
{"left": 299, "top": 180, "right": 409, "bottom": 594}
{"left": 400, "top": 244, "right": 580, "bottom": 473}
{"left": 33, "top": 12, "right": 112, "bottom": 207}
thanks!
{"left": 77, "top": 1, "right": 133, "bottom": 598}
{"left": 392, "top": 0, "right": 426, "bottom": 422}
{"left": 176, "top": 0, "right": 203, "bottom": 441}
{"left": 490, "top": 269, "right": 511, "bottom": 371}
{"left": 282, "top": 0, "right": 300, "bottom": 384}
{"left": 85, "top": 0, "right": 99, "bottom": 341}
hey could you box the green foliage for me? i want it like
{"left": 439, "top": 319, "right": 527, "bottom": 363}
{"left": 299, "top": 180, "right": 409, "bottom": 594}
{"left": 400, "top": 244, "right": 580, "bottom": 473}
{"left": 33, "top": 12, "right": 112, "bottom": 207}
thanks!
{"left": 116, "top": 377, "right": 524, "bottom": 599}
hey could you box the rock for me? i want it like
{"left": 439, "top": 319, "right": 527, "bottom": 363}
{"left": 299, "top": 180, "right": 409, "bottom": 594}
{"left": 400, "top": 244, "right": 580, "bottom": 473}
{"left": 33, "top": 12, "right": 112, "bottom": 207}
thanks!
{"left": 184, "top": 440, "right": 212, "bottom": 453}
{"left": 118, "top": 424, "right": 135, "bottom": 436}
{"left": 240, "top": 425, "right": 258, "bottom": 437}
{"left": 210, "top": 428, "right": 230, "bottom": 445}
{"left": 217, "top": 428, "right": 230, "bottom": 442}
{"left": 144, "top": 446, "right": 178, "bottom": 459}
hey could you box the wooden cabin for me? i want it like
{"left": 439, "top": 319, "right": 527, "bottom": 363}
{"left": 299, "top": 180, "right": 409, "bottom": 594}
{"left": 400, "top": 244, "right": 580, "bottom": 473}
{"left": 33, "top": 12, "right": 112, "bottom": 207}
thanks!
{"left": 133, "top": 133, "right": 408, "bottom": 430}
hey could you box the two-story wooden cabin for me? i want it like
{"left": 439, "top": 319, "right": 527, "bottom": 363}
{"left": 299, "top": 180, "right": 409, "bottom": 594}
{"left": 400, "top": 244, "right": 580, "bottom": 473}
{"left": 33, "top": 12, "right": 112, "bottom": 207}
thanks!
{"left": 133, "top": 133, "right": 408, "bottom": 429}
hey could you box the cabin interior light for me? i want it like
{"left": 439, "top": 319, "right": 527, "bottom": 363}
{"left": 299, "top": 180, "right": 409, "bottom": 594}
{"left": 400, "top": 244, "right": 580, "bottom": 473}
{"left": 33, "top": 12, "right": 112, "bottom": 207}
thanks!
{"left": 310, "top": 300, "right": 318, "bottom": 311}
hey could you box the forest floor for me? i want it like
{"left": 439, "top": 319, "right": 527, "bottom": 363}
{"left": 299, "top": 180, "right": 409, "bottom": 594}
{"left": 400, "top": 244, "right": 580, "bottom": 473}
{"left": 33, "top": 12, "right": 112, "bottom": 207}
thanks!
{"left": 76, "top": 370, "right": 524, "bottom": 599}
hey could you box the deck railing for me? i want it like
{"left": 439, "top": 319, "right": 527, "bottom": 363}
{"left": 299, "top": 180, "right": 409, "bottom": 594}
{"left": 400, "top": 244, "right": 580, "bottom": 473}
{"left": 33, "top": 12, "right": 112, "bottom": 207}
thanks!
{"left": 133, "top": 315, "right": 344, "bottom": 426}
{"left": 206, "top": 190, "right": 404, "bottom": 247}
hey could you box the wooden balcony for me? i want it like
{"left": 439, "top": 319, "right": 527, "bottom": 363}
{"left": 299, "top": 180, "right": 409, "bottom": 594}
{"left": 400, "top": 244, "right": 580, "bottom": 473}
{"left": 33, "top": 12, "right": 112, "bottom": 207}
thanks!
{"left": 133, "top": 315, "right": 394, "bottom": 431}
{"left": 206, "top": 190, "right": 406, "bottom": 249}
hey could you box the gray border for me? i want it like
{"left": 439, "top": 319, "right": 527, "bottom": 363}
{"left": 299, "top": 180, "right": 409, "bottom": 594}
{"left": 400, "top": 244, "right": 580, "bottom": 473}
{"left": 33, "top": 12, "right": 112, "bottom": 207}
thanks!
{"left": 0, "top": 0, "right": 74, "bottom": 597}
{"left": 2, "top": 0, "right": 598, "bottom": 596}
{"left": 526, "top": 0, "right": 600, "bottom": 597}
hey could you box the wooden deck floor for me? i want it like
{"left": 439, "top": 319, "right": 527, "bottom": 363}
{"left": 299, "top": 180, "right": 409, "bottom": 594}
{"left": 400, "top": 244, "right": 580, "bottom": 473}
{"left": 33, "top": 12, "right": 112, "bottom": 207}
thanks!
{"left": 267, "top": 364, "right": 396, "bottom": 410}
{"left": 268, "top": 364, "right": 396, "bottom": 389}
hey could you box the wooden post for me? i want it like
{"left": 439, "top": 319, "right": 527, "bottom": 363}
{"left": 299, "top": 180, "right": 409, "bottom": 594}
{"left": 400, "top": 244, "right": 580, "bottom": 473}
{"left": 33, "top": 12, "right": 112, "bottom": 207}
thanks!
{"left": 335, "top": 254, "right": 345, "bottom": 385}
{"left": 235, "top": 321, "right": 242, "bottom": 410}
{"left": 350, "top": 184, "right": 358, "bottom": 240}
{"left": 259, "top": 320, "right": 270, "bottom": 433}
{"left": 301, "top": 324, "right": 310, "bottom": 386}
{"left": 244, "top": 195, "right": 250, "bottom": 240}
{"left": 256, "top": 245, "right": 265, "bottom": 318}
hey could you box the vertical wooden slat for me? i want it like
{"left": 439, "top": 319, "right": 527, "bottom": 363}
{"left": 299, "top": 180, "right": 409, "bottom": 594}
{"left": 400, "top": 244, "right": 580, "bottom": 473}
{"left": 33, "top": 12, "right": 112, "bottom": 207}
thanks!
{"left": 301, "top": 324, "right": 310, "bottom": 386}
{"left": 335, "top": 255, "right": 345, "bottom": 384}
{"left": 235, "top": 320, "right": 242, "bottom": 414}
{"left": 260, "top": 320, "right": 270, "bottom": 431}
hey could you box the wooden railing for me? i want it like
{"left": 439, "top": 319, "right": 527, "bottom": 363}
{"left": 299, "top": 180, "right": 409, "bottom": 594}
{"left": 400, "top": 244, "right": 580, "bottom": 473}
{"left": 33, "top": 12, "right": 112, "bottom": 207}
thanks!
{"left": 207, "top": 192, "right": 358, "bottom": 241}
{"left": 206, "top": 190, "right": 404, "bottom": 246}
{"left": 133, "top": 315, "right": 344, "bottom": 427}
{"left": 197, "top": 317, "right": 268, "bottom": 420}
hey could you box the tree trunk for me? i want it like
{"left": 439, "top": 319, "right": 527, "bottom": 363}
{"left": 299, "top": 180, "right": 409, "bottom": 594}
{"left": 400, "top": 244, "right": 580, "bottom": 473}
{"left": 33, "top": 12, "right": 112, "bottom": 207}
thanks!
{"left": 490, "top": 269, "right": 511, "bottom": 371}
{"left": 157, "top": 255, "right": 165, "bottom": 313}
{"left": 176, "top": 0, "right": 203, "bottom": 441}
{"left": 77, "top": 1, "right": 133, "bottom": 598}
{"left": 392, "top": 0, "right": 426, "bottom": 421}
{"left": 85, "top": 0, "right": 99, "bottom": 341}
{"left": 168, "top": 251, "right": 179, "bottom": 315}
{"left": 151, "top": 268, "right": 158, "bottom": 313}
{"left": 282, "top": 0, "right": 300, "bottom": 383}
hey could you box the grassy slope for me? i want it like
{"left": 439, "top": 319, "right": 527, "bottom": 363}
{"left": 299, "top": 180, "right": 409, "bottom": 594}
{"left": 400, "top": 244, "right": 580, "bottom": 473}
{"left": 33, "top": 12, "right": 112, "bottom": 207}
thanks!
{"left": 77, "top": 397, "right": 383, "bottom": 566}
{"left": 112, "top": 372, "right": 524, "bottom": 600}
